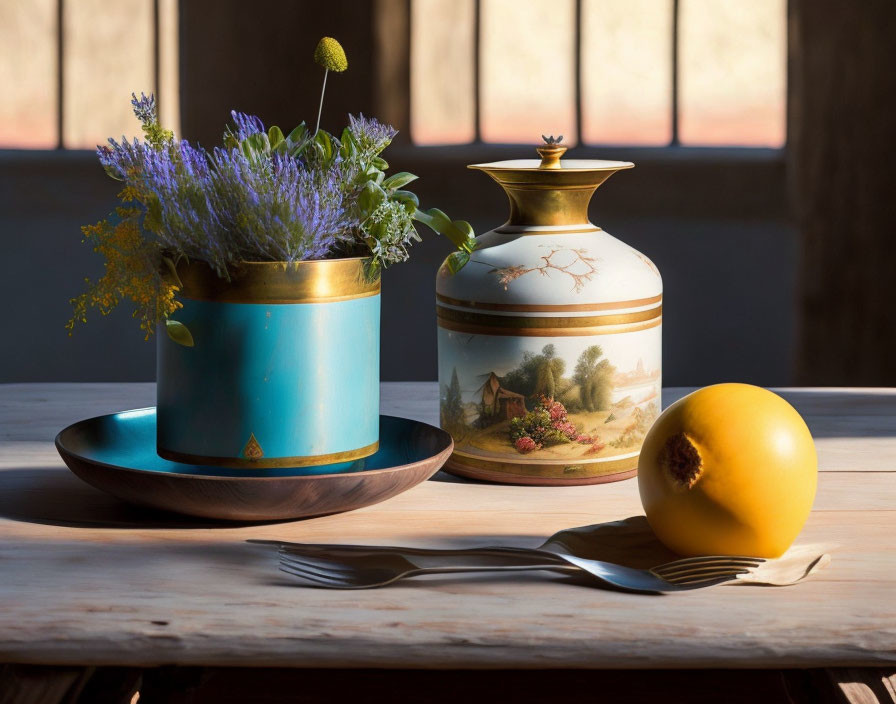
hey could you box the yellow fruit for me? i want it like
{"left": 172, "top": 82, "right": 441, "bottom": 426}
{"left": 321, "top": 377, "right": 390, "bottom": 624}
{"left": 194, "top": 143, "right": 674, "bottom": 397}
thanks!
{"left": 638, "top": 383, "right": 817, "bottom": 558}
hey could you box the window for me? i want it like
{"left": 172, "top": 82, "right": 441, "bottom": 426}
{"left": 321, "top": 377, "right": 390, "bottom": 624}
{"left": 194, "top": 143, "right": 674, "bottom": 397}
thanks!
{"left": 410, "top": 0, "right": 786, "bottom": 148}
{"left": 0, "top": 0, "right": 179, "bottom": 149}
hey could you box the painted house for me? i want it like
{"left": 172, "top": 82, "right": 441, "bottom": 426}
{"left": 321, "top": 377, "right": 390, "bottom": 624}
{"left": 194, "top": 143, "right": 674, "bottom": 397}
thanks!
{"left": 479, "top": 372, "right": 526, "bottom": 420}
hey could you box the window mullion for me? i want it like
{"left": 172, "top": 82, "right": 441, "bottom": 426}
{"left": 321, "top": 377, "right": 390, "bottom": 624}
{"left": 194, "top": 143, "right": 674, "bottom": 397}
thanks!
{"left": 473, "top": 0, "right": 482, "bottom": 143}
{"left": 153, "top": 0, "right": 161, "bottom": 121}
{"left": 56, "top": 0, "right": 64, "bottom": 149}
{"left": 671, "top": 0, "right": 680, "bottom": 146}
{"left": 574, "top": 0, "right": 583, "bottom": 146}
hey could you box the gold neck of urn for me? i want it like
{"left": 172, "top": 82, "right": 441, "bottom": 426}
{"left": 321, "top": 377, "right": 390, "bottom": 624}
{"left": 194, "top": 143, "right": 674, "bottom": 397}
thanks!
{"left": 536, "top": 141, "right": 567, "bottom": 169}
{"left": 468, "top": 141, "right": 634, "bottom": 227}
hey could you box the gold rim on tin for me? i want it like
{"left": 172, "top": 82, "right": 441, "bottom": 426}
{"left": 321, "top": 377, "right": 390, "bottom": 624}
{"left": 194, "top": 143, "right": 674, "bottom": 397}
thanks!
{"left": 436, "top": 292, "right": 662, "bottom": 313}
{"left": 157, "top": 440, "right": 380, "bottom": 469}
{"left": 176, "top": 258, "right": 380, "bottom": 304}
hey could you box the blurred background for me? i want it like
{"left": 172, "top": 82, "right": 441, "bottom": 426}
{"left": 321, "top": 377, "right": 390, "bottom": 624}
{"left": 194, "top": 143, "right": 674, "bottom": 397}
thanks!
{"left": 0, "top": 0, "right": 893, "bottom": 386}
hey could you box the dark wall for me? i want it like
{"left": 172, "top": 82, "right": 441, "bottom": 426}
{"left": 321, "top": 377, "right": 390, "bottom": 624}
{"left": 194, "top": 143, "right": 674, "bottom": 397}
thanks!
{"left": 0, "top": 0, "right": 798, "bottom": 386}
{"left": 789, "top": 0, "right": 896, "bottom": 384}
{"left": 179, "top": 0, "right": 377, "bottom": 147}
{"left": 381, "top": 147, "right": 796, "bottom": 387}
{"left": 0, "top": 149, "right": 795, "bottom": 385}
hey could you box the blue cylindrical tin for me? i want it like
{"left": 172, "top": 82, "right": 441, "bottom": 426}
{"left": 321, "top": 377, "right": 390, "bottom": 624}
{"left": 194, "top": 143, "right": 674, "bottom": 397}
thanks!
{"left": 157, "top": 259, "right": 380, "bottom": 468}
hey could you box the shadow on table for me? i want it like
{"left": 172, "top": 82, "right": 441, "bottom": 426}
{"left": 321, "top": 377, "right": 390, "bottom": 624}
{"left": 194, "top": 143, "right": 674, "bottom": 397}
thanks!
{"left": 739, "top": 389, "right": 896, "bottom": 439}
{"left": 0, "top": 467, "right": 244, "bottom": 529}
{"left": 0, "top": 465, "right": 518, "bottom": 530}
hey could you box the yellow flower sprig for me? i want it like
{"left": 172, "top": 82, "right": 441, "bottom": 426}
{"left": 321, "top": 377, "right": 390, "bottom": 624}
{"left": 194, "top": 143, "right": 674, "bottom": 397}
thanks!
{"left": 67, "top": 204, "right": 182, "bottom": 340}
{"left": 313, "top": 37, "right": 348, "bottom": 136}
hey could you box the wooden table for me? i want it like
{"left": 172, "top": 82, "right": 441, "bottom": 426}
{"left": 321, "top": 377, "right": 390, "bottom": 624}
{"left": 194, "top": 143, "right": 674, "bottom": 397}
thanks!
{"left": 1, "top": 383, "right": 894, "bottom": 704}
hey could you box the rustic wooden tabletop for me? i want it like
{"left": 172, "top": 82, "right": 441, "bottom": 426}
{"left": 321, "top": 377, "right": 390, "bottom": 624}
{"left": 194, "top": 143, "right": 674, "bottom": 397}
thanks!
{"left": 0, "top": 383, "right": 894, "bottom": 702}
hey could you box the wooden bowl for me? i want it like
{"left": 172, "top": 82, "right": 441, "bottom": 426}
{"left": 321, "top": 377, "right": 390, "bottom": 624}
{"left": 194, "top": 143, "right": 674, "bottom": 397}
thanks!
{"left": 56, "top": 410, "right": 452, "bottom": 522}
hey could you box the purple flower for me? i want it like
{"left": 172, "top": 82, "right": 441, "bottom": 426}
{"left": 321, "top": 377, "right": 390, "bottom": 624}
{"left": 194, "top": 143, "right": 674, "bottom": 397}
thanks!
{"left": 130, "top": 92, "right": 157, "bottom": 125}
{"left": 90, "top": 98, "right": 415, "bottom": 271}
{"left": 348, "top": 113, "right": 397, "bottom": 157}
{"left": 229, "top": 111, "right": 265, "bottom": 141}
{"left": 211, "top": 147, "right": 349, "bottom": 262}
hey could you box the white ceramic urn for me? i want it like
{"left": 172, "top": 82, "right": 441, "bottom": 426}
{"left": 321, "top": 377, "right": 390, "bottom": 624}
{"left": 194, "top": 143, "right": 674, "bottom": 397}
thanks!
{"left": 436, "top": 141, "right": 662, "bottom": 485}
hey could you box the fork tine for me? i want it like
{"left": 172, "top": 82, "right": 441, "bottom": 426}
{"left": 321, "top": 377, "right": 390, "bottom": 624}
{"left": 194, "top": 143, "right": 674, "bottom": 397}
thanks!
{"left": 278, "top": 558, "right": 349, "bottom": 581}
{"left": 280, "top": 560, "right": 354, "bottom": 582}
{"left": 279, "top": 562, "right": 349, "bottom": 586}
{"left": 662, "top": 574, "right": 745, "bottom": 590}
{"left": 653, "top": 560, "right": 762, "bottom": 578}
{"left": 278, "top": 552, "right": 360, "bottom": 577}
{"left": 278, "top": 555, "right": 356, "bottom": 580}
{"left": 662, "top": 569, "right": 752, "bottom": 585}
{"left": 651, "top": 564, "right": 753, "bottom": 580}
{"left": 652, "top": 559, "right": 763, "bottom": 578}
{"left": 653, "top": 555, "right": 765, "bottom": 572}
{"left": 280, "top": 561, "right": 400, "bottom": 590}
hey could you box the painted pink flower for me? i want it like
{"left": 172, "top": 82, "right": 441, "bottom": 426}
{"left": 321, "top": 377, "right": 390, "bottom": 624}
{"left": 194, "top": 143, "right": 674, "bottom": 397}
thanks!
{"left": 588, "top": 441, "right": 607, "bottom": 453}
{"left": 576, "top": 434, "right": 593, "bottom": 444}
{"left": 548, "top": 402, "right": 566, "bottom": 422}
{"left": 552, "top": 420, "right": 578, "bottom": 439}
{"left": 515, "top": 436, "right": 538, "bottom": 453}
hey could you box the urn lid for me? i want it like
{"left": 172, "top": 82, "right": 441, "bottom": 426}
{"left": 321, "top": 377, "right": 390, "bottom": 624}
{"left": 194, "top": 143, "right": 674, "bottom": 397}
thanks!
{"left": 468, "top": 137, "right": 634, "bottom": 227}
{"left": 437, "top": 137, "right": 659, "bottom": 308}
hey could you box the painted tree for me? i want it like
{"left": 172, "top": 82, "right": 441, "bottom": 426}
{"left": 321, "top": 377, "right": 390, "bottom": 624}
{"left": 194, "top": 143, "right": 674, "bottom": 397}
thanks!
{"left": 573, "top": 345, "right": 616, "bottom": 411}
{"left": 504, "top": 344, "right": 565, "bottom": 401}
{"left": 534, "top": 344, "right": 564, "bottom": 398}
{"left": 441, "top": 367, "right": 465, "bottom": 430}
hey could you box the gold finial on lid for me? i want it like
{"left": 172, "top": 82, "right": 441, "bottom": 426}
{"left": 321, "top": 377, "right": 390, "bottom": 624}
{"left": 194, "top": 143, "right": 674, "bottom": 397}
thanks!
{"left": 536, "top": 135, "right": 566, "bottom": 169}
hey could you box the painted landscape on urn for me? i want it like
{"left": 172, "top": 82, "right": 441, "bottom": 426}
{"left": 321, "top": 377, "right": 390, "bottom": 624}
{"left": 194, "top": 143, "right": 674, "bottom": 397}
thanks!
{"left": 439, "top": 331, "right": 661, "bottom": 462}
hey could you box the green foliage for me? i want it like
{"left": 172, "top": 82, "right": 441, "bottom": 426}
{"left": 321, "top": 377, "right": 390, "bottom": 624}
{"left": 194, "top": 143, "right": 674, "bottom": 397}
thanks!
{"left": 165, "top": 319, "right": 194, "bottom": 347}
{"left": 413, "top": 208, "right": 476, "bottom": 256}
{"left": 509, "top": 396, "right": 581, "bottom": 453}
{"left": 224, "top": 114, "right": 475, "bottom": 273}
{"left": 501, "top": 345, "right": 617, "bottom": 416}
{"left": 502, "top": 344, "right": 566, "bottom": 401}
{"left": 509, "top": 408, "right": 566, "bottom": 447}
{"left": 573, "top": 345, "right": 616, "bottom": 412}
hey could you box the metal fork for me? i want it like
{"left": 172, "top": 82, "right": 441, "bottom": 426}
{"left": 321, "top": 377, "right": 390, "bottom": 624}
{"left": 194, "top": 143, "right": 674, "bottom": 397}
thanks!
{"left": 278, "top": 548, "right": 764, "bottom": 593}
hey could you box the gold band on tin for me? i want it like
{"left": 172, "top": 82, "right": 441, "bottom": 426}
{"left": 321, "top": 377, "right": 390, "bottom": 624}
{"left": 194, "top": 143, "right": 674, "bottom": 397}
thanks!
{"left": 438, "top": 317, "right": 661, "bottom": 337}
{"left": 176, "top": 259, "right": 380, "bottom": 304}
{"left": 436, "top": 292, "right": 662, "bottom": 313}
{"left": 437, "top": 305, "right": 660, "bottom": 329}
{"left": 447, "top": 451, "right": 638, "bottom": 482}
{"left": 157, "top": 440, "right": 380, "bottom": 469}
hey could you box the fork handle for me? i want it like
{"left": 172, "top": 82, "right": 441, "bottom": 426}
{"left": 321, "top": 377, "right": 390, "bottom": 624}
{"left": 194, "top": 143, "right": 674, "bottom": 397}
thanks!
{"left": 271, "top": 542, "right": 570, "bottom": 566}
{"left": 403, "top": 564, "right": 581, "bottom": 578}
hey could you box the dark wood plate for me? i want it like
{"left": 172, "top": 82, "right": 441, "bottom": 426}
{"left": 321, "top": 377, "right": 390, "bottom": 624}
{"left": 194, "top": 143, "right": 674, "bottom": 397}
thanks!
{"left": 55, "top": 410, "right": 452, "bottom": 522}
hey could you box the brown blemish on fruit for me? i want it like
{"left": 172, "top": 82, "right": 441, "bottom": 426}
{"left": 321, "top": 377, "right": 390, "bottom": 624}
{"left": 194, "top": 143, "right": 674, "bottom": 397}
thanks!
{"left": 660, "top": 432, "right": 703, "bottom": 489}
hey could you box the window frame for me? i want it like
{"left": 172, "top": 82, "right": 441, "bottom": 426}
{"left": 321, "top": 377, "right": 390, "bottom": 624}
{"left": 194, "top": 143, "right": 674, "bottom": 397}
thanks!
{"left": 373, "top": 0, "right": 789, "bottom": 222}
{"left": 401, "top": 0, "right": 787, "bottom": 152}
{"left": 1, "top": 0, "right": 789, "bottom": 224}
{"left": 0, "top": 0, "right": 174, "bottom": 152}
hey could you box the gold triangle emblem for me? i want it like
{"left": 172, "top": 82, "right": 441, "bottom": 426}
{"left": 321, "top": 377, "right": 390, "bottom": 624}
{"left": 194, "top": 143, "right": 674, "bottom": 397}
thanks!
{"left": 242, "top": 433, "right": 264, "bottom": 460}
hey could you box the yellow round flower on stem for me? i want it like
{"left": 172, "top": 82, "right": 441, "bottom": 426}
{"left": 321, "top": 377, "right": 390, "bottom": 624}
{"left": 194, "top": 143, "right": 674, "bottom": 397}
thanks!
{"left": 314, "top": 37, "right": 348, "bottom": 72}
